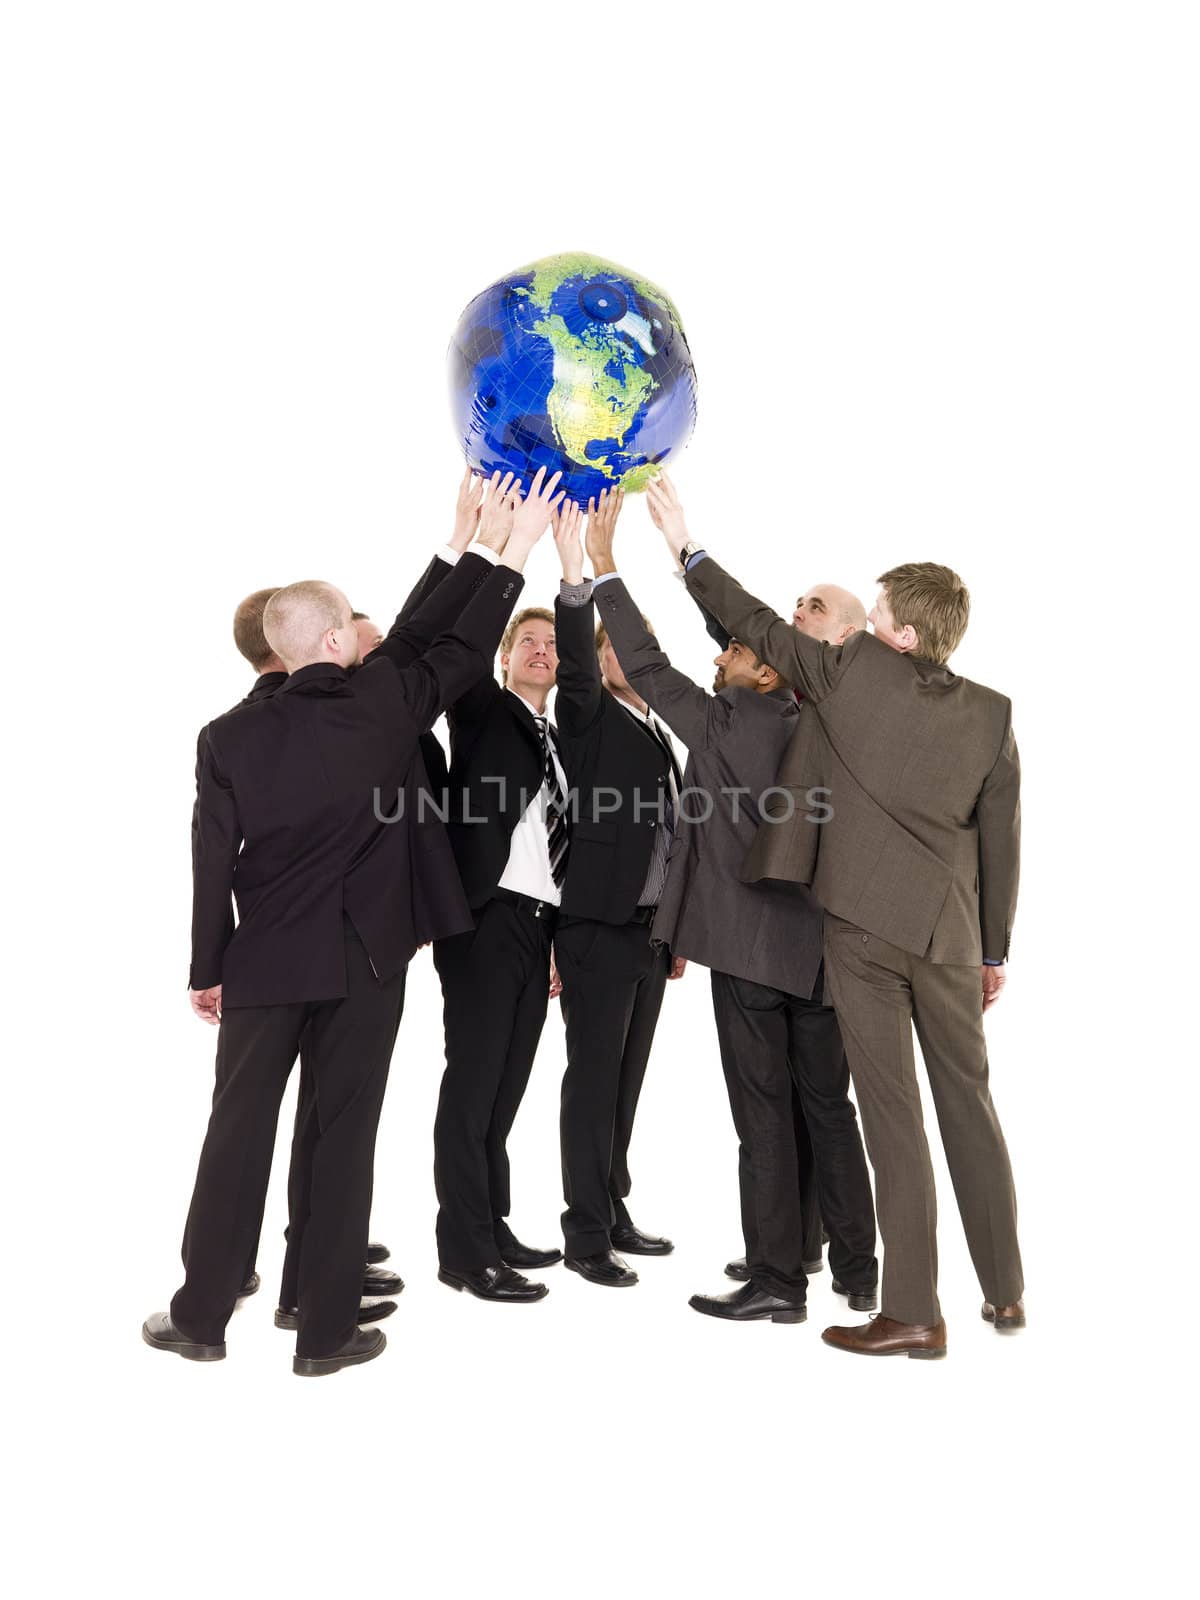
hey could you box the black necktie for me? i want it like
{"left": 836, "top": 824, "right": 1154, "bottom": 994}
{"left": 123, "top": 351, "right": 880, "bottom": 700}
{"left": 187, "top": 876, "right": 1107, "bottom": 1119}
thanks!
{"left": 534, "top": 716, "right": 570, "bottom": 888}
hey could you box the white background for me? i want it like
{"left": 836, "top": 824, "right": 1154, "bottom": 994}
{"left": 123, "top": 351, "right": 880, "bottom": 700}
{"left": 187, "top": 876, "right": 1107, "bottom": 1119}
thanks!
{"left": 3, "top": 3, "right": 1194, "bottom": 1596}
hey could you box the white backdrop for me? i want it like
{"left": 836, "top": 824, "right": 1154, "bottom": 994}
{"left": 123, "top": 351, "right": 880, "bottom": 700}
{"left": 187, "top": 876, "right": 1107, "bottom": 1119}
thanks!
{"left": 3, "top": 3, "right": 1193, "bottom": 1597}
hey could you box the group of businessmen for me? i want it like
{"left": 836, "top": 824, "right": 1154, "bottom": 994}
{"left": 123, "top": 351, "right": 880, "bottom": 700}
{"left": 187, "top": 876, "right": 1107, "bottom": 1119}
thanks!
{"left": 144, "top": 463, "right": 1025, "bottom": 1375}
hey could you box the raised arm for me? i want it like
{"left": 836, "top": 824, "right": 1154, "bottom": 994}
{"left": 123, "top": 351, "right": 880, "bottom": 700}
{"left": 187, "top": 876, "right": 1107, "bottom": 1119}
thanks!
{"left": 552, "top": 496, "right": 606, "bottom": 733}
{"left": 582, "top": 487, "right": 734, "bottom": 750}
{"left": 381, "top": 470, "right": 521, "bottom": 665}
{"left": 595, "top": 579, "right": 734, "bottom": 751}
{"left": 975, "top": 708, "right": 1021, "bottom": 967}
{"left": 382, "top": 468, "right": 560, "bottom": 732}
{"left": 646, "top": 473, "right": 845, "bottom": 704}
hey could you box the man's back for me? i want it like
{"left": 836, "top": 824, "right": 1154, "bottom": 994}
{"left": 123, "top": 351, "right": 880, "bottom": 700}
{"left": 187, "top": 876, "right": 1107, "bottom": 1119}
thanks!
{"left": 687, "top": 559, "right": 1020, "bottom": 965}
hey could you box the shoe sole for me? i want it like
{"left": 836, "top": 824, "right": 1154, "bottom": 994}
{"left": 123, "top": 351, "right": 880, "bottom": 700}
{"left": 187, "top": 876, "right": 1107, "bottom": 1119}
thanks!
{"left": 438, "top": 1270, "right": 549, "bottom": 1302}
{"left": 293, "top": 1331, "right": 386, "bottom": 1377}
{"left": 690, "top": 1301, "right": 807, "bottom": 1324}
{"left": 499, "top": 1256, "right": 564, "bottom": 1270}
{"left": 611, "top": 1243, "right": 675, "bottom": 1257}
{"left": 274, "top": 1300, "right": 398, "bottom": 1332}
{"left": 564, "top": 1260, "right": 639, "bottom": 1287}
{"left": 821, "top": 1334, "right": 946, "bottom": 1360}
{"left": 142, "top": 1325, "right": 226, "bottom": 1362}
{"left": 981, "top": 1309, "right": 1026, "bottom": 1331}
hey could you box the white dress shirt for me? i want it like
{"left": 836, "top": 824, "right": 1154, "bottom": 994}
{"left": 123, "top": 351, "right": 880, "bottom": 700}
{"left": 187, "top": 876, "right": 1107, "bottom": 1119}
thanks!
{"left": 497, "top": 690, "right": 568, "bottom": 906}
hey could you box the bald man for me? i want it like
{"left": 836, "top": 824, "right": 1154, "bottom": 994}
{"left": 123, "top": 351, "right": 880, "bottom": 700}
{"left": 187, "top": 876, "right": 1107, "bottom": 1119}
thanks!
{"left": 145, "top": 505, "right": 544, "bottom": 1376}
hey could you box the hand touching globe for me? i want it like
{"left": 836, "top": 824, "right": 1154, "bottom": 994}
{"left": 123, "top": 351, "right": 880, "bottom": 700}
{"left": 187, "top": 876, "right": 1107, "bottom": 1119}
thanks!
{"left": 448, "top": 252, "right": 697, "bottom": 505}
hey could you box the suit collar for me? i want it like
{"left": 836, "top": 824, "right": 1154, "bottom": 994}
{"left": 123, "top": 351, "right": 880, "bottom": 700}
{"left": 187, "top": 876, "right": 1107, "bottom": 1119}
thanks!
{"left": 249, "top": 671, "right": 287, "bottom": 700}
{"left": 280, "top": 662, "right": 351, "bottom": 694}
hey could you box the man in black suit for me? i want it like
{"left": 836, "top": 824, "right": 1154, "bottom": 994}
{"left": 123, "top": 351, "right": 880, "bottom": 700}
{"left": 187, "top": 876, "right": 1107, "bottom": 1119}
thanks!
{"left": 550, "top": 496, "right": 683, "bottom": 1288}
{"left": 431, "top": 475, "right": 581, "bottom": 1303}
{"left": 143, "top": 495, "right": 550, "bottom": 1375}
{"left": 585, "top": 508, "right": 878, "bottom": 1323}
{"left": 201, "top": 588, "right": 401, "bottom": 1316}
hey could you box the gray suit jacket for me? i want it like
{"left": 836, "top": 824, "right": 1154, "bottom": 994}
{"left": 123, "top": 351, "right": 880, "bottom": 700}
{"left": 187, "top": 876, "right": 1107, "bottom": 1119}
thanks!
{"left": 594, "top": 576, "right": 825, "bottom": 1000}
{"left": 685, "top": 559, "right": 1020, "bottom": 966}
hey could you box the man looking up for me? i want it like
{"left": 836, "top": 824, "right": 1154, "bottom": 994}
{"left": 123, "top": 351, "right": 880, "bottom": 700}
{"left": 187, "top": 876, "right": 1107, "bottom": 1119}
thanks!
{"left": 649, "top": 471, "right": 1024, "bottom": 1361}
{"left": 431, "top": 472, "right": 576, "bottom": 1304}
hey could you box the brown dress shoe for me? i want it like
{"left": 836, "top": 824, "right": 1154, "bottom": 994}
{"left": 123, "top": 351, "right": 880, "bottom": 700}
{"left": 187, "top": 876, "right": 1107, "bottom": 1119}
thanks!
{"left": 822, "top": 1314, "right": 947, "bottom": 1360}
{"left": 982, "top": 1300, "right": 1026, "bottom": 1331}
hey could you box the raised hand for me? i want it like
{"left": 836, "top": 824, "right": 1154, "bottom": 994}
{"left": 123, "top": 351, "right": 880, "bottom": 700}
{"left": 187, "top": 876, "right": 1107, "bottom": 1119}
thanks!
{"left": 451, "top": 467, "right": 486, "bottom": 552}
{"left": 645, "top": 470, "right": 691, "bottom": 561}
{"left": 585, "top": 486, "right": 624, "bottom": 576}
{"left": 552, "top": 498, "right": 585, "bottom": 583}
{"left": 508, "top": 466, "right": 565, "bottom": 551}
{"left": 476, "top": 469, "right": 521, "bottom": 553}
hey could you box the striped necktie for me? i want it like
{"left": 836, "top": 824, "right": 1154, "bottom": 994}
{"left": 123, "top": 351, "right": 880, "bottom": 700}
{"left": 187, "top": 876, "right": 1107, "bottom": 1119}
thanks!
{"left": 533, "top": 715, "right": 570, "bottom": 888}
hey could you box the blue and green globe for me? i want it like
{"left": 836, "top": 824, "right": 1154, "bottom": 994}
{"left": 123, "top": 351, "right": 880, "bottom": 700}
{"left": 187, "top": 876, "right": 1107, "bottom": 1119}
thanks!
{"left": 448, "top": 251, "right": 697, "bottom": 503}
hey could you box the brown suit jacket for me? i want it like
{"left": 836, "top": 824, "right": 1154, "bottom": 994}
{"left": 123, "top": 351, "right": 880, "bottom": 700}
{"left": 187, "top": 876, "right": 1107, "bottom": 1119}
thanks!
{"left": 685, "top": 558, "right": 1020, "bottom": 965}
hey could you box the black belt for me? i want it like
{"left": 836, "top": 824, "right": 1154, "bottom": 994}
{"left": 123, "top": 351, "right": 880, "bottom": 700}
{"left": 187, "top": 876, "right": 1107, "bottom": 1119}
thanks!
{"left": 491, "top": 887, "right": 559, "bottom": 925}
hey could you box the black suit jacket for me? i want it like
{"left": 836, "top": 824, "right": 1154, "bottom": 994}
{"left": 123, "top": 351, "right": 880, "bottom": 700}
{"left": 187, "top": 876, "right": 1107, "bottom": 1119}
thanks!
{"left": 189, "top": 558, "right": 524, "bottom": 1005}
{"left": 441, "top": 620, "right": 551, "bottom": 913}
{"left": 553, "top": 593, "right": 678, "bottom": 925}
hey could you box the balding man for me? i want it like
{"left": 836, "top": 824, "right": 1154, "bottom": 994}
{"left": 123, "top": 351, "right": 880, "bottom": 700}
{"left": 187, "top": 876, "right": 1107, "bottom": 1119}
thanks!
{"left": 144, "top": 497, "right": 550, "bottom": 1376}
{"left": 193, "top": 590, "right": 399, "bottom": 1313}
{"left": 584, "top": 503, "right": 877, "bottom": 1325}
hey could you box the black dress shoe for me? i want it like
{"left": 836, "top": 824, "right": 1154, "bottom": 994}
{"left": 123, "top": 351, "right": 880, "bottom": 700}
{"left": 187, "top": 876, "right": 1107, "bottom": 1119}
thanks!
{"left": 366, "top": 1241, "right": 391, "bottom": 1265}
{"left": 438, "top": 1265, "right": 549, "bottom": 1302}
{"left": 610, "top": 1222, "right": 674, "bottom": 1256}
{"left": 499, "top": 1237, "right": 564, "bottom": 1270}
{"left": 726, "top": 1255, "right": 822, "bottom": 1281}
{"left": 564, "top": 1249, "right": 638, "bottom": 1287}
{"left": 832, "top": 1279, "right": 878, "bottom": 1312}
{"left": 274, "top": 1298, "right": 397, "bottom": 1331}
{"left": 363, "top": 1264, "right": 404, "bottom": 1296}
{"left": 237, "top": 1272, "right": 261, "bottom": 1298}
{"left": 294, "top": 1326, "right": 386, "bottom": 1377}
{"left": 141, "top": 1312, "right": 225, "bottom": 1362}
{"left": 688, "top": 1283, "right": 807, "bottom": 1324}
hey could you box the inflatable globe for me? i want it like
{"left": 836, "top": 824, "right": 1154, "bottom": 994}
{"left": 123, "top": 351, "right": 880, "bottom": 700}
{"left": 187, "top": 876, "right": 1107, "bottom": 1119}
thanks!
{"left": 448, "top": 251, "right": 697, "bottom": 504}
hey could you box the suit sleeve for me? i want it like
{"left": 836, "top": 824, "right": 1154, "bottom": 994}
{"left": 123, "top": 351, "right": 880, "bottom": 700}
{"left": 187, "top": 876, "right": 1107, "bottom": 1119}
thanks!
{"left": 189, "top": 732, "right": 243, "bottom": 990}
{"left": 553, "top": 592, "right": 606, "bottom": 734}
{"left": 975, "top": 709, "right": 1021, "bottom": 962}
{"left": 689, "top": 585, "right": 731, "bottom": 651}
{"left": 373, "top": 551, "right": 494, "bottom": 669}
{"left": 367, "top": 563, "right": 524, "bottom": 733}
{"left": 594, "top": 578, "right": 734, "bottom": 751}
{"left": 685, "top": 558, "right": 844, "bottom": 702}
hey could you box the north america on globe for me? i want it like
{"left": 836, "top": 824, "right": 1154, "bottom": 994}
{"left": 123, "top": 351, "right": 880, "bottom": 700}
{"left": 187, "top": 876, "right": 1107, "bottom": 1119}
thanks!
{"left": 448, "top": 252, "right": 698, "bottom": 504}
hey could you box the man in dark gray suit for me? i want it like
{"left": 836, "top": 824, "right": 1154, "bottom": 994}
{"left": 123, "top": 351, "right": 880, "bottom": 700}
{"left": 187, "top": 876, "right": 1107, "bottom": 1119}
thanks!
{"left": 646, "top": 473, "right": 1024, "bottom": 1361}
{"left": 583, "top": 494, "right": 877, "bottom": 1325}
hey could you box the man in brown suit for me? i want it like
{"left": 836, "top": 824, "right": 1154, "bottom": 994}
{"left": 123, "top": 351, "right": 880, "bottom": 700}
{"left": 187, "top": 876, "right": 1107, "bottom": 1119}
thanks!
{"left": 646, "top": 472, "right": 1024, "bottom": 1360}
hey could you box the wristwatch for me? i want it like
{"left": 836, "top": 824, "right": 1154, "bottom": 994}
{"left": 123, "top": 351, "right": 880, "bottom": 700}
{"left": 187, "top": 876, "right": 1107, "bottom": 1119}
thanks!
{"left": 678, "top": 540, "right": 703, "bottom": 568}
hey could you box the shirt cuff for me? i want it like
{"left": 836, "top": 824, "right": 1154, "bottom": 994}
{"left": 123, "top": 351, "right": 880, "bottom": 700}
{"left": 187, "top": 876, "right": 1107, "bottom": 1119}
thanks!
{"left": 683, "top": 550, "right": 709, "bottom": 572}
{"left": 592, "top": 571, "right": 619, "bottom": 588}
{"left": 470, "top": 543, "right": 501, "bottom": 566}
{"left": 559, "top": 577, "right": 593, "bottom": 606}
{"left": 438, "top": 545, "right": 461, "bottom": 566}
{"left": 982, "top": 958, "right": 1006, "bottom": 966}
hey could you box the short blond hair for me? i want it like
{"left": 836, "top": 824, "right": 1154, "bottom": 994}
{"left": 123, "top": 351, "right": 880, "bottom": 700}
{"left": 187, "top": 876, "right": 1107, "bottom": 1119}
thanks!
{"left": 877, "top": 563, "right": 970, "bottom": 665}
{"left": 499, "top": 606, "right": 555, "bottom": 686}
{"left": 263, "top": 580, "right": 351, "bottom": 671}
{"left": 232, "top": 588, "right": 282, "bottom": 671}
